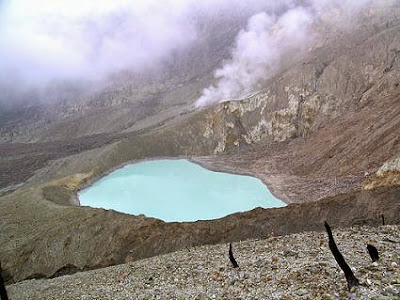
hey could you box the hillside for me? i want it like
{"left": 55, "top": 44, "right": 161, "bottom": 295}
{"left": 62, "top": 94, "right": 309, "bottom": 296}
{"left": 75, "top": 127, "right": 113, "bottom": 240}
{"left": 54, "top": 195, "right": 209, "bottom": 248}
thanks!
{"left": 0, "top": 0, "right": 399, "bottom": 289}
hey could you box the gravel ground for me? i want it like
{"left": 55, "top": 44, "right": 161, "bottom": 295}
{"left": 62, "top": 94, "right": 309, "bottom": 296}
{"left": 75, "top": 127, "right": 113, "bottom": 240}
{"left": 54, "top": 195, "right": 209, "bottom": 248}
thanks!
{"left": 7, "top": 225, "right": 400, "bottom": 299}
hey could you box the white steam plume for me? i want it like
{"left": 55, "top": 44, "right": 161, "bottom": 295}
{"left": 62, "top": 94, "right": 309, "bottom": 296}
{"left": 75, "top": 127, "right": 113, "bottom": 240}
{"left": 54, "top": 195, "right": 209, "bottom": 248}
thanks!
{"left": 196, "top": 7, "right": 313, "bottom": 106}
{"left": 196, "top": 0, "right": 374, "bottom": 107}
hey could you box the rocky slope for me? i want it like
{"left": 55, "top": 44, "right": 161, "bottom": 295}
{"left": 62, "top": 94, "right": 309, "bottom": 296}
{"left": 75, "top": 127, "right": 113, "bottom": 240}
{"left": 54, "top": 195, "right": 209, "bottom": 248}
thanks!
{"left": 6, "top": 225, "right": 400, "bottom": 299}
{"left": 0, "top": 0, "right": 399, "bottom": 287}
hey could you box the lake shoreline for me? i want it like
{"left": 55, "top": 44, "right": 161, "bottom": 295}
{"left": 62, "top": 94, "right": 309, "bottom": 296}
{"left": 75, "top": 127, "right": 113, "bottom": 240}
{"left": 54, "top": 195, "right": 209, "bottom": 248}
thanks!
{"left": 77, "top": 158, "right": 286, "bottom": 222}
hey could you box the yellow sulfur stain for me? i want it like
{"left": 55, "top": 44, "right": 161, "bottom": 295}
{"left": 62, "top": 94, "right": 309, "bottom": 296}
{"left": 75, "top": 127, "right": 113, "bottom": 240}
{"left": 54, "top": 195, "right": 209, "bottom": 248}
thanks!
{"left": 363, "top": 171, "right": 400, "bottom": 190}
{"left": 50, "top": 171, "right": 94, "bottom": 191}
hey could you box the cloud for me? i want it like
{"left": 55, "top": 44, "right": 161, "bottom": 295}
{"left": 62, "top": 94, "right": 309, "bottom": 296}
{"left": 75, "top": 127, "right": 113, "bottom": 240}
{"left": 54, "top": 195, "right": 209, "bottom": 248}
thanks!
{"left": 0, "top": 0, "right": 200, "bottom": 86}
{"left": 0, "top": 0, "right": 287, "bottom": 89}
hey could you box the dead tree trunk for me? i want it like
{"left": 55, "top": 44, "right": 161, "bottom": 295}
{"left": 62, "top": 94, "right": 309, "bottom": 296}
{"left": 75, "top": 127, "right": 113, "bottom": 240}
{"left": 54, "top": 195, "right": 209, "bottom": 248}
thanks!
{"left": 229, "top": 243, "right": 239, "bottom": 268}
{"left": 0, "top": 263, "right": 9, "bottom": 300}
{"left": 367, "top": 244, "right": 379, "bottom": 262}
{"left": 324, "top": 222, "right": 359, "bottom": 290}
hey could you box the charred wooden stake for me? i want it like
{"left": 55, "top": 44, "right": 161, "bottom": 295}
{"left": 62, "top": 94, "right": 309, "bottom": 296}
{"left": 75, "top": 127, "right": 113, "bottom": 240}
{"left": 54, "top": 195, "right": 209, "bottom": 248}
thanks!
{"left": 367, "top": 244, "right": 379, "bottom": 262}
{"left": 381, "top": 214, "right": 385, "bottom": 226}
{"left": 0, "top": 263, "right": 9, "bottom": 300}
{"left": 324, "top": 221, "right": 359, "bottom": 290}
{"left": 229, "top": 243, "right": 239, "bottom": 268}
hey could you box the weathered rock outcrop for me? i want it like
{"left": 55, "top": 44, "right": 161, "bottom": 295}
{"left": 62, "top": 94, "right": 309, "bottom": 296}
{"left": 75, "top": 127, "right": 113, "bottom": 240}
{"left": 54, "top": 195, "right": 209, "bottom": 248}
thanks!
{"left": 363, "top": 154, "right": 400, "bottom": 189}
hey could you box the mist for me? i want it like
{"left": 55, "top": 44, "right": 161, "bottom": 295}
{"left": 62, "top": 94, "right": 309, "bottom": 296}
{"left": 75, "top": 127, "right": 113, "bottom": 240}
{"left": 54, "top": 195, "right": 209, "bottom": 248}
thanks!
{"left": 0, "top": 0, "right": 387, "bottom": 109}
{"left": 0, "top": 0, "right": 284, "bottom": 87}
{"left": 0, "top": 0, "right": 197, "bottom": 86}
{"left": 196, "top": 0, "right": 375, "bottom": 107}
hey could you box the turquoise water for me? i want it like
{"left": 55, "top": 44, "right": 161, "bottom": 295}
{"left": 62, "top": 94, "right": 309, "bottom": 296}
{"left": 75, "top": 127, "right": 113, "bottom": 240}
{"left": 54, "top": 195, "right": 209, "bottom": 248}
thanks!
{"left": 78, "top": 159, "right": 286, "bottom": 222}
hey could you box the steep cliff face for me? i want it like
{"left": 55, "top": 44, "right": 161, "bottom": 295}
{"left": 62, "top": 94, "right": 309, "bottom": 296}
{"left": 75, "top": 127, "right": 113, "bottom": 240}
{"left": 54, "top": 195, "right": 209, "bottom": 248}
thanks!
{"left": 199, "top": 6, "right": 400, "bottom": 154}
